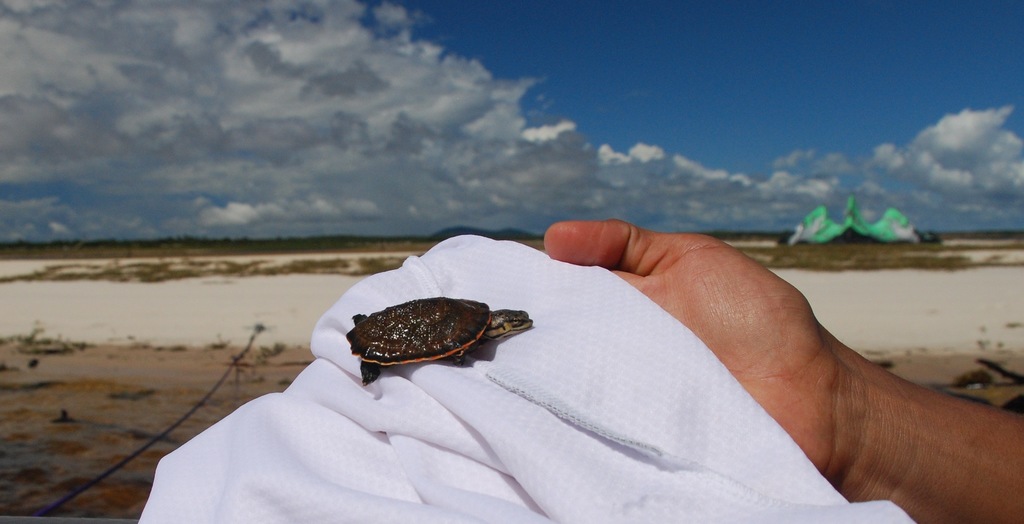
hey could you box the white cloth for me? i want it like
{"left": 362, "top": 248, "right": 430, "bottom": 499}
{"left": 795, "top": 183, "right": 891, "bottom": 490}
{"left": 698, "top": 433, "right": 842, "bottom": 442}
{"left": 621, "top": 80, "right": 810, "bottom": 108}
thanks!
{"left": 141, "top": 236, "right": 910, "bottom": 523}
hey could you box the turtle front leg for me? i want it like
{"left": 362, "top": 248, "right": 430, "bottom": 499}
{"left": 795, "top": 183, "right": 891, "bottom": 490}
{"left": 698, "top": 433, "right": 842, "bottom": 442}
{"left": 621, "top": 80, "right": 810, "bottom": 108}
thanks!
{"left": 451, "top": 350, "right": 467, "bottom": 366}
{"left": 360, "top": 361, "right": 382, "bottom": 385}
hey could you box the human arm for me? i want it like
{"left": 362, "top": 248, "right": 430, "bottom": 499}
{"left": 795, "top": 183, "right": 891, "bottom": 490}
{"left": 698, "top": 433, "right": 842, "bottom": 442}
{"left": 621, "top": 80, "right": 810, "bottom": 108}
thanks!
{"left": 544, "top": 219, "right": 1024, "bottom": 524}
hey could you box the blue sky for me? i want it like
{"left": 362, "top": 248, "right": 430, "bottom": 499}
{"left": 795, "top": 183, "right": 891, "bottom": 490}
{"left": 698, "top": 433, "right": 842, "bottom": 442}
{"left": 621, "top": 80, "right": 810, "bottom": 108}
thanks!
{"left": 1, "top": 0, "right": 1022, "bottom": 240}
{"left": 403, "top": 0, "right": 1023, "bottom": 171}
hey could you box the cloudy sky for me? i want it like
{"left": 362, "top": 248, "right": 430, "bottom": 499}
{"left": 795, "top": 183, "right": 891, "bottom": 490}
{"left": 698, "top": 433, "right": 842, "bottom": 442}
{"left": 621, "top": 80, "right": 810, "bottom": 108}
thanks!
{"left": 1, "top": 0, "right": 1022, "bottom": 240}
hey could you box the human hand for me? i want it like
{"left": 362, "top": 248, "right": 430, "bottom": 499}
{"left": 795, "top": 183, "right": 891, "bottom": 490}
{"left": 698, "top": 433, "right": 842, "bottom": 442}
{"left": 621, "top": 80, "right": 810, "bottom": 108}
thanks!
{"left": 544, "top": 219, "right": 1024, "bottom": 524}
{"left": 544, "top": 219, "right": 850, "bottom": 477}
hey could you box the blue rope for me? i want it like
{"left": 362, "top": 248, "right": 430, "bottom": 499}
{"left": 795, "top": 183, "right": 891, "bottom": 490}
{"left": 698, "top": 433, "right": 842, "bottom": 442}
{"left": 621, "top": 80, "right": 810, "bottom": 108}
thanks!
{"left": 32, "top": 323, "right": 267, "bottom": 516}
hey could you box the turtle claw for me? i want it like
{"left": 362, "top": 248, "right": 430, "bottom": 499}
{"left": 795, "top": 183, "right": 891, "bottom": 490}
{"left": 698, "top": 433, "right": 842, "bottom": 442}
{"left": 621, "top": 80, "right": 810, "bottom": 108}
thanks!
{"left": 361, "top": 361, "right": 382, "bottom": 385}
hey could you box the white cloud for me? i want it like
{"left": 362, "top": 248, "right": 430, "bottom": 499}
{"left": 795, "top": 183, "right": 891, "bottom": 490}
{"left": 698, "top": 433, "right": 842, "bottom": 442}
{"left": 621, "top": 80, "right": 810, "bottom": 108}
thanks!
{"left": 521, "top": 120, "right": 576, "bottom": 143}
{"left": 371, "top": 2, "right": 419, "bottom": 33}
{"left": 672, "top": 154, "right": 736, "bottom": 182}
{"left": 597, "top": 144, "right": 630, "bottom": 165}
{"left": 598, "top": 142, "right": 665, "bottom": 165}
{"left": 628, "top": 143, "right": 665, "bottom": 163}
{"left": 917, "top": 106, "right": 1017, "bottom": 160}
{"left": 0, "top": 1, "right": 1022, "bottom": 239}
{"left": 0, "top": 1, "right": 555, "bottom": 238}
{"left": 48, "top": 221, "right": 72, "bottom": 236}
{"left": 873, "top": 106, "right": 1024, "bottom": 193}
{"left": 0, "top": 197, "right": 75, "bottom": 240}
{"left": 762, "top": 171, "right": 834, "bottom": 200}
{"left": 772, "top": 149, "right": 816, "bottom": 170}
{"left": 593, "top": 144, "right": 624, "bottom": 165}
{"left": 199, "top": 202, "right": 266, "bottom": 227}
{"left": 198, "top": 197, "right": 382, "bottom": 229}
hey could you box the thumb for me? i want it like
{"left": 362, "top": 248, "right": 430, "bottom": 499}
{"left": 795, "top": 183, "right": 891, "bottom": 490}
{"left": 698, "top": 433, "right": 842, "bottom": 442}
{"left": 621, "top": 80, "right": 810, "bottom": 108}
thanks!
{"left": 545, "top": 219, "right": 711, "bottom": 279}
{"left": 544, "top": 219, "right": 645, "bottom": 269}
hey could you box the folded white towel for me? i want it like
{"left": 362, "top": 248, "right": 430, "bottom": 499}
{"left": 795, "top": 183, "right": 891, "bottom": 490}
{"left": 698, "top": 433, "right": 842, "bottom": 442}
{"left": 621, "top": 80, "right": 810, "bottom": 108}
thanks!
{"left": 142, "top": 236, "right": 910, "bottom": 523}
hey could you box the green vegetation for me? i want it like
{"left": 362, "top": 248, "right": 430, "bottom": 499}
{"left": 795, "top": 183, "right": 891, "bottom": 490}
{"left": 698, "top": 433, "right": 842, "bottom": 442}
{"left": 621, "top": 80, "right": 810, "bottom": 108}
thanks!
{"left": 0, "top": 255, "right": 409, "bottom": 283}
{"left": 353, "top": 256, "right": 404, "bottom": 275}
{"left": 2, "top": 232, "right": 1023, "bottom": 279}
{"left": 0, "top": 326, "right": 90, "bottom": 355}
{"left": 737, "top": 242, "right": 1024, "bottom": 271}
{"left": 0, "top": 235, "right": 435, "bottom": 258}
{"left": 0, "top": 230, "right": 544, "bottom": 260}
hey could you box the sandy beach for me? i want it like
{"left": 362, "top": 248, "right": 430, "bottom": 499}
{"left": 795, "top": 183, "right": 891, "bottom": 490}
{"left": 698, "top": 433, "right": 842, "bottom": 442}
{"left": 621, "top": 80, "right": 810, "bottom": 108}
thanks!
{"left": 0, "top": 274, "right": 362, "bottom": 348}
{"left": 2, "top": 249, "right": 1023, "bottom": 518}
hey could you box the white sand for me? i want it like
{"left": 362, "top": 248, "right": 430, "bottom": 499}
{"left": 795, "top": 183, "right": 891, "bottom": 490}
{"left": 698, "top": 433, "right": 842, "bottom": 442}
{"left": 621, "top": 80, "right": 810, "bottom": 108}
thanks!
{"left": 2, "top": 256, "right": 1022, "bottom": 356}
{"left": 777, "top": 267, "right": 1024, "bottom": 355}
{"left": 0, "top": 251, "right": 415, "bottom": 347}
{"left": 1, "top": 275, "right": 363, "bottom": 347}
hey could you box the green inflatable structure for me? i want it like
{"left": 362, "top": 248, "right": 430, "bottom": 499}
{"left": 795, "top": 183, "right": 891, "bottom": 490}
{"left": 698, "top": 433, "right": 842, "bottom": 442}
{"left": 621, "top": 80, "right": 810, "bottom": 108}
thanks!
{"left": 785, "top": 196, "right": 935, "bottom": 244}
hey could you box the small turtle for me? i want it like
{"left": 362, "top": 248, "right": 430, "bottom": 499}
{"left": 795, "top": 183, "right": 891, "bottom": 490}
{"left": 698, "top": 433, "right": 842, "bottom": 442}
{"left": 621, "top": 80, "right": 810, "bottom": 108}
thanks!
{"left": 346, "top": 297, "right": 533, "bottom": 385}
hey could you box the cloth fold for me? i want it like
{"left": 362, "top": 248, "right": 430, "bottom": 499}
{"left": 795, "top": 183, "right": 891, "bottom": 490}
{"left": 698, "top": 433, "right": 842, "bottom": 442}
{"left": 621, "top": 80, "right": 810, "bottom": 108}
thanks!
{"left": 142, "top": 236, "right": 910, "bottom": 523}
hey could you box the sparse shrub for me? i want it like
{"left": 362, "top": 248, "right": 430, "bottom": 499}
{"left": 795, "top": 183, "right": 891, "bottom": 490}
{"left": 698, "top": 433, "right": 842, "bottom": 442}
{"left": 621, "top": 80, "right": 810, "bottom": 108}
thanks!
{"left": 355, "top": 256, "right": 404, "bottom": 275}
{"left": 952, "top": 369, "right": 993, "bottom": 388}
{"left": 253, "top": 343, "right": 287, "bottom": 365}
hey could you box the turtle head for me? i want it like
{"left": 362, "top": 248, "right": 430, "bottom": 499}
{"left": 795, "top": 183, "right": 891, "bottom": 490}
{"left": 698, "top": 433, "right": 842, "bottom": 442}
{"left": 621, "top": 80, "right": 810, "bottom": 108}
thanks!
{"left": 484, "top": 309, "right": 533, "bottom": 339}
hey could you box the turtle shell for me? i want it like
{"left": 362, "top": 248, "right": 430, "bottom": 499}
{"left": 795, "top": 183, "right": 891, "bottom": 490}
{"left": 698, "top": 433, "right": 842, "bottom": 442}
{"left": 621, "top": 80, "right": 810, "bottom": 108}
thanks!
{"left": 347, "top": 297, "right": 492, "bottom": 365}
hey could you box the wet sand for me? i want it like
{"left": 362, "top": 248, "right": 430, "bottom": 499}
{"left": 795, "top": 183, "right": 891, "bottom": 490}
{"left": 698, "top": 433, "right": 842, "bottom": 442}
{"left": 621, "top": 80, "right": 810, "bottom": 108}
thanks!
{"left": 0, "top": 340, "right": 310, "bottom": 518}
